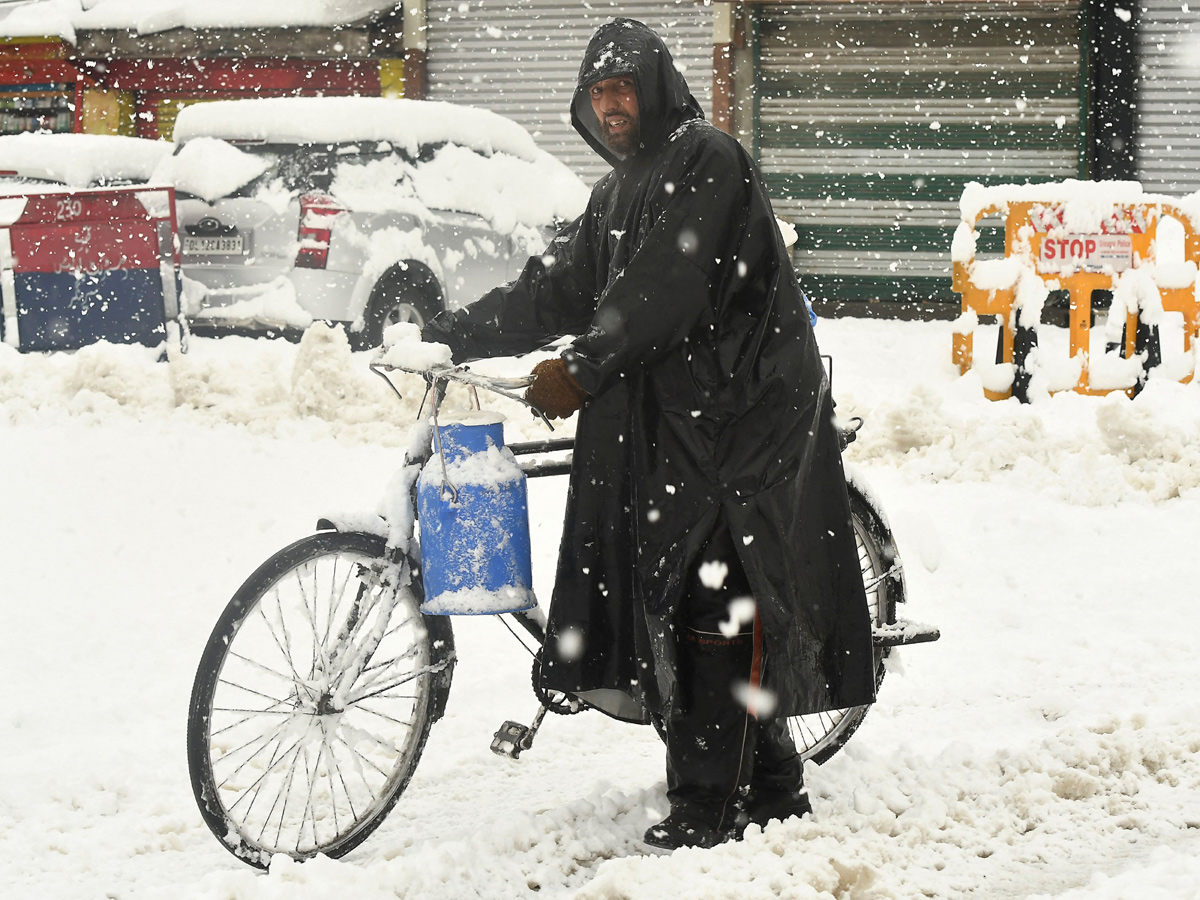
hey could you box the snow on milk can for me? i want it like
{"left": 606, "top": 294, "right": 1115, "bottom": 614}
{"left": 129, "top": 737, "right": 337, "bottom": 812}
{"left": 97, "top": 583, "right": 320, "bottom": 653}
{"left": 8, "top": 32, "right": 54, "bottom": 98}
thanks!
{"left": 416, "top": 413, "right": 536, "bottom": 615}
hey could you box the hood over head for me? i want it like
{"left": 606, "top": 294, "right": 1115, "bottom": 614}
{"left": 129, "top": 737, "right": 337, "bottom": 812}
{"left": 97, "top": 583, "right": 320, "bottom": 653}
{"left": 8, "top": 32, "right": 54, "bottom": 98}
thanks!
{"left": 571, "top": 18, "right": 704, "bottom": 167}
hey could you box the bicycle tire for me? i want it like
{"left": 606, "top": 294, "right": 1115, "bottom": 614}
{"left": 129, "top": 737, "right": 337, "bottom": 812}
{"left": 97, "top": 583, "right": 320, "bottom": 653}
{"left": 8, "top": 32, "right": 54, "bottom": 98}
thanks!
{"left": 187, "top": 531, "right": 455, "bottom": 868}
{"left": 787, "top": 480, "right": 903, "bottom": 764}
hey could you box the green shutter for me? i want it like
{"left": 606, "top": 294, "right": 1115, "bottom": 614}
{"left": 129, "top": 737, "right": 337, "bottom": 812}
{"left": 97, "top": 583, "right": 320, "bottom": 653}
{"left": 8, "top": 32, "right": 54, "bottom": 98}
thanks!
{"left": 755, "top": 1, "right": 1085, "bottom": 315}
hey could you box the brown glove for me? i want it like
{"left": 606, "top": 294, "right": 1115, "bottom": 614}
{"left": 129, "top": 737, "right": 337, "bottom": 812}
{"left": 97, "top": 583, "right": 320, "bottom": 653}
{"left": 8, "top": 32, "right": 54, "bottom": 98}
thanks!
{"left": 524, "top": 358, "right": 588, "bottom": 419}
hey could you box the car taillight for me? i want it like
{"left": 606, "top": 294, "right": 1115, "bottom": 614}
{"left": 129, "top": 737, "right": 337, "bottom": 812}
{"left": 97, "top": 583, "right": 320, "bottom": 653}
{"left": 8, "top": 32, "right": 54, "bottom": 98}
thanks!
{"left": 296, "top": 193, "right": 344, "bottom": 269}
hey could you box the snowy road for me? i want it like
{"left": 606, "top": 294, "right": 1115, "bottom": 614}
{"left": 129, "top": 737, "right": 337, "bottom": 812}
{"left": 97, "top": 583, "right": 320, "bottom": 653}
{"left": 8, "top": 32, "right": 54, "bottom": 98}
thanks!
{"left": 3, "top": 320, "right": 1199, "bottom": 899}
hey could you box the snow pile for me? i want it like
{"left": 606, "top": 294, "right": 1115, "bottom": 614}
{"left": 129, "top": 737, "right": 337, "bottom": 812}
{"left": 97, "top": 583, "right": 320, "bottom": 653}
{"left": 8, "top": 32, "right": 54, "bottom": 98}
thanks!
{"left": 826, "top": 321, "right": 1200, "bottom": 504}
{"left": 0, "top": 323, "right": 554, "bottom": 446}
{"left": 0, "top": 132, "right": 173, "bottom": 188}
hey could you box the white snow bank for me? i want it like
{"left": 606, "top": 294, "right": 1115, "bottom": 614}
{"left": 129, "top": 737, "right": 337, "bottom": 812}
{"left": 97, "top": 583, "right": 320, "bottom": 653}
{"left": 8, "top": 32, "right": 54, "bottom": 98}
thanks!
{"left": 0, "top": 0, "right": 393, "bottom": 41}
{"left": 0, "top": 323, "right": 559, "bottom": 447}
{"left": 4, "top": 320, "right": 1199, "bottom": 504}
{"left": 0, "top": 132, "right": 173, "bottom": 188}
{"left": 819, "top": 319, "right": 1200, "bottom": 505}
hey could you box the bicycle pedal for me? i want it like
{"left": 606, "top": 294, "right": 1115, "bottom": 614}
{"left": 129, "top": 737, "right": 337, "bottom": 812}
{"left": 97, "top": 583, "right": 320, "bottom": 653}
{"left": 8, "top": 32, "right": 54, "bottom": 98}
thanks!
{"left": 491, "top": 720, "right": 533, "bottom": 759}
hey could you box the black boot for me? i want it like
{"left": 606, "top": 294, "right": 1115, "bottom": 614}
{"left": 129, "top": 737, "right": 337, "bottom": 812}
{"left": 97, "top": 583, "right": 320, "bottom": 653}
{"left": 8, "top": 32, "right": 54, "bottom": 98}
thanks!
{"left": 745, "top": 718, "right": 811, "bottom": 827}
{"left": 644, "top": 625, "right": 756, "bottom": 851}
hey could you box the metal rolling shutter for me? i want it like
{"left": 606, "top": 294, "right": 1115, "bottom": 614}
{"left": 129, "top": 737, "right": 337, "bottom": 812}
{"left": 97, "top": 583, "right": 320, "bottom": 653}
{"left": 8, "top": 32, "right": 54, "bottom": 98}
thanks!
{"left": 426, "top": 0, "right": 713, "bottom": 183}
{"left": 756, "top": 2, "right": 1083, "bottom": 314}
{"left": 1138, "top": 0, "right": 1200, "bottom": 193}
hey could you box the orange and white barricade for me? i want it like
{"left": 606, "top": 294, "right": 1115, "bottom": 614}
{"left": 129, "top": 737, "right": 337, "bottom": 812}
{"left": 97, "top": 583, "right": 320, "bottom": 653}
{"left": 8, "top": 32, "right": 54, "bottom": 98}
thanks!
{"left": 951, "top": 181, "right": 1200, "bottom": 401}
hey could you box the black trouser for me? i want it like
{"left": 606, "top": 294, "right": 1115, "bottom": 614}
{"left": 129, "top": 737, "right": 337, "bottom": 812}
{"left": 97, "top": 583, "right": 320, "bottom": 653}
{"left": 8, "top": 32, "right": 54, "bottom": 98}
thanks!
{"left": 664, "top": 517, "right": 804, "bottom": 832}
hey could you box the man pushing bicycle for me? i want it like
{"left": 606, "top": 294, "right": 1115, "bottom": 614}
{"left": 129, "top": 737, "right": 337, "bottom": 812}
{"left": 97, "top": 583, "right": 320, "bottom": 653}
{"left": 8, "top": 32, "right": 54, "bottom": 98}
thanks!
{"left": 422, "top": 17, "right": 875, "bottom": 851}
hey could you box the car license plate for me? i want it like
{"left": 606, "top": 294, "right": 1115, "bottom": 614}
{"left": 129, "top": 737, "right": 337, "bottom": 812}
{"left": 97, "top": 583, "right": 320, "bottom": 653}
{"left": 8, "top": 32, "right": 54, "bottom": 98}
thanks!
{"left": 1037, "top": 233, "right": 1132, "bottom": 273}
{"left": 184, "top": 234, "right": 246, "bottom": 256}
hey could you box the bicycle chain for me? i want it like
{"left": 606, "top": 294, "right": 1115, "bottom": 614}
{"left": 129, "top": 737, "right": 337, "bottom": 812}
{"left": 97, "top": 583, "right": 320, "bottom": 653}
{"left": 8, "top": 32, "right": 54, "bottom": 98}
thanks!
{"left": 531, "top": 654, "right": 586, "bottom": 715}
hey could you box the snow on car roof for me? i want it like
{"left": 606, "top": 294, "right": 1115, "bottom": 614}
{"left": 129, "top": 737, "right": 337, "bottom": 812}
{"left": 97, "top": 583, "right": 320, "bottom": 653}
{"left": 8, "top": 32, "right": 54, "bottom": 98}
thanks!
{"left": 0, "top": 0, "right": 392, "bottom": 41}
{"left": 0, "top": 133, "right": 173, "bottom": 188}
{"left": 173, "top": 98, "right": 547, "bottom": 164}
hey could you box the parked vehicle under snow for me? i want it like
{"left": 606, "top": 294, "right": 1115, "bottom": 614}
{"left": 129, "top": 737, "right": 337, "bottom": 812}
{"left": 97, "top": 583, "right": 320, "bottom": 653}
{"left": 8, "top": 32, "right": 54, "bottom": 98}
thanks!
{"left": 160, "top": 96, "right": 589, "bottom": 347}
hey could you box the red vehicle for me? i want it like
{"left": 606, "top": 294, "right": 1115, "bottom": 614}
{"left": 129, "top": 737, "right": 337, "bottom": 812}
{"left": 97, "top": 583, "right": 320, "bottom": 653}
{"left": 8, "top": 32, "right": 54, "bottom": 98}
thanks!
{"left": 0, "top": 183, "right": 181, "bottom": 352}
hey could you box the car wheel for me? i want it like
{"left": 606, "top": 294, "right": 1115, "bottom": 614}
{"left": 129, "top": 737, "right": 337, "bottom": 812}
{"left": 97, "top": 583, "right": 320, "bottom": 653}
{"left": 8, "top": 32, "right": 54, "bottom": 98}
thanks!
{"left": 359, "top": 278, "right": 443, "bottom": 349}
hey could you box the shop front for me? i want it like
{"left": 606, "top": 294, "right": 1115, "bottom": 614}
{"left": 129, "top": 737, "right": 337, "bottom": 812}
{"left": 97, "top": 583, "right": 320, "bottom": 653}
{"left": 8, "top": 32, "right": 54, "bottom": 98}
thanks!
{"left": 750, "top": 1, "right": 1086, "bottom": 316}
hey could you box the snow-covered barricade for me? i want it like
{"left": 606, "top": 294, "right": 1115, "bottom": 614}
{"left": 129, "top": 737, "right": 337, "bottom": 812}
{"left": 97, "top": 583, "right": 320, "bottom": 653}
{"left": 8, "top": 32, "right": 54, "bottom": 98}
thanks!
{"left": 951, "top": 180, "right": 1200, "bottom": 401}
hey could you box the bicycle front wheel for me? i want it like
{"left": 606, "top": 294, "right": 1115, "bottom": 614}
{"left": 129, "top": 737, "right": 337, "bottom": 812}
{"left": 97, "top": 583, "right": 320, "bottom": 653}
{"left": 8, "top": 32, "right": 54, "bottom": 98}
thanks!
{"left": 787, "top": 481, "right": 903, "bottom": 764}
{"left": 187, "top": 531, "right": 455, "bottom": 867}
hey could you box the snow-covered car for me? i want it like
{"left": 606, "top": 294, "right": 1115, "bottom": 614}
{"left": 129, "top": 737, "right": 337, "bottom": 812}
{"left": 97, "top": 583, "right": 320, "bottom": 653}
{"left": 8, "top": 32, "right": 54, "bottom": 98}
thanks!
{"left": 0, "top": 132, "right": 173, "bottom": 190}
{"left": 159, "top": 97, "right": 589, "bottom": 347}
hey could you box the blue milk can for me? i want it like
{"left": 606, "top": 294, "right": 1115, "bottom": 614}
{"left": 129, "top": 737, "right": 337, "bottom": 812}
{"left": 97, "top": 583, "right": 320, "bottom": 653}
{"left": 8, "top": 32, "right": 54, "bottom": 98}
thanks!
{"left": 416, "top": 415, "right": 536, "bottom": 615}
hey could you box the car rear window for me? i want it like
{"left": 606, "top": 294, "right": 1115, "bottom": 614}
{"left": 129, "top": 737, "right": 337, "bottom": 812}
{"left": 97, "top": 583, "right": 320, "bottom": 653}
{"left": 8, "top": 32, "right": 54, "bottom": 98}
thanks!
{"left": 231, "top": 142, "right": 437, "bottom": 196}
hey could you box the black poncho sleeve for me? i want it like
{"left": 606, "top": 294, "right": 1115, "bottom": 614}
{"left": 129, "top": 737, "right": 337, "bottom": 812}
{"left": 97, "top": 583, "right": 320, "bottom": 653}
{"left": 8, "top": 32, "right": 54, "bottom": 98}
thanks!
{"left": 420, "top": 200, "right": 601, "bottom": 363}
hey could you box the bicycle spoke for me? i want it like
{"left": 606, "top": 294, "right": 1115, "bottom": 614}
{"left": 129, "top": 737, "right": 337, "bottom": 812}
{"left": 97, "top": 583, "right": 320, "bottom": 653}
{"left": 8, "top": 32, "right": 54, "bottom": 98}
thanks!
{"left": 227, "top": 650, "right": 296, "bottom": 685}
{"left": 296, "top": 745, "right": 317, "bottom": 855}
{"left": 217, "top": 677, "right": 291, "bottom": 707}
{"left": 273, "top": 586, "right": 314, "bottom": 703}
{"left": 379, "top": 611, "right": 420, "bottom": 643}
{"left": 213, "top": 716, "right": 294, "bottom": 784}
{"left": 271, "top": 738, "right": 307, "bottom": 847}
{"left": 322, "top": 558, "right": 358, "bottom": 655}
{"left": 256, "top": 741, "right": 304, "bottom": 844}
{"left": 294, "top": 563, "right": 320, "bottom": 680}
{"left": 360, "top": 644, "right": 420, "bottom": 677}
{"left": 347, "top": 662, "right": 441, "bottom": 705}
{"left": 211, "top": 695, "right": 295, "bottom": 739}
{"left": 316, "top": 721, "right": 337, "bottom": 844}
{"left": 348, "top": 700, "right": 419, "bottom": 728}
{"left": 325, "top": 585, "right": 379, "bottom": 687}
{"left": 332, "top": 731, "right": 391, "bottom": 782}
{"left": 328, "top": 732, "right": 360, "bottom": 824}
{"left": 350, "top": 646, "right": 421, "bottom": 698}
{"left": 229, "top": 735, "right": 304, "bottom": 815}
{"left": 256, "top": 596, "right": 318, "bottom": 705}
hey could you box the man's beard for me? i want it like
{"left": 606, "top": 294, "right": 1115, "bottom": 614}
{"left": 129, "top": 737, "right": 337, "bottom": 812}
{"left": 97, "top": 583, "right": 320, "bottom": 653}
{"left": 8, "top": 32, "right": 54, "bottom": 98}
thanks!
{"left": 600, "top": 118, "right": 639, "bottom": 156}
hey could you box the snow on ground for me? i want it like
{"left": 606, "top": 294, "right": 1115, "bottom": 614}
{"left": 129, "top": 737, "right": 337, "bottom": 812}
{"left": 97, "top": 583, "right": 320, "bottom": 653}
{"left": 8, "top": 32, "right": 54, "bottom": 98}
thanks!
{"left": 2, "top": 317, "right": 1199, "bottom": 899}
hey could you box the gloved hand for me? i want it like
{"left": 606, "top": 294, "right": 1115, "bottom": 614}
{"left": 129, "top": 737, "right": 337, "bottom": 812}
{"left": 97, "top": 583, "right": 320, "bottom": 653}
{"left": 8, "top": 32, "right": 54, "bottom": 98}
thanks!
{"left": 524, "top": 358, "right": 588, "bottom": 419}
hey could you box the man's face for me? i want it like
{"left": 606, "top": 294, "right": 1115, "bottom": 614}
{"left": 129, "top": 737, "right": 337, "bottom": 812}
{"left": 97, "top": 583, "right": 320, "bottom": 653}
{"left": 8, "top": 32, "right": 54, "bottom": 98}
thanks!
{"left": 589, "top": 75, "right": 640, "bottom": 157}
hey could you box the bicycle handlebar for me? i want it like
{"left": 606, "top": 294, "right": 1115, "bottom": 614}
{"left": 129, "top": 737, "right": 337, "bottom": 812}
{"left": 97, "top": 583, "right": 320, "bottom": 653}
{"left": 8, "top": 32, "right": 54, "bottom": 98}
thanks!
{"left": 369, "top": 360, "right": 556, "bottom": 431}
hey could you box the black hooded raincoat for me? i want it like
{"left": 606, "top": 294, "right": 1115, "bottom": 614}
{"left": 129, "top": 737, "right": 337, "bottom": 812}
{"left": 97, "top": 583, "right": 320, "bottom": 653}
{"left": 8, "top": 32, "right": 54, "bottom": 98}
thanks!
{"left": 424, "top": 18, "right": 875, "bottom": 721}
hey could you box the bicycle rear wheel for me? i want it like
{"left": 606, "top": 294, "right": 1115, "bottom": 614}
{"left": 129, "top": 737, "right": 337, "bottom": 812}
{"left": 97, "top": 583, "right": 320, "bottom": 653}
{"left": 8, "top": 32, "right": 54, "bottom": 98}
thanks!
{"left": 787, "top": 481, "right": 903, "bottom": 764}
{"left": 187, "top": 531, "right": 455, "bottom": 867}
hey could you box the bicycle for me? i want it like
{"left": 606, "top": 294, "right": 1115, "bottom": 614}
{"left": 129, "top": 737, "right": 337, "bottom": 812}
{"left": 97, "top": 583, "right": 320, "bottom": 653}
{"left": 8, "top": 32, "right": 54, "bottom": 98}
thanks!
{"left": 186, "top": 359, "right": 940, "bottom": 868}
